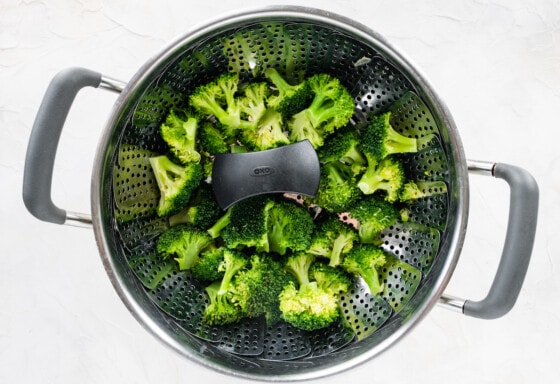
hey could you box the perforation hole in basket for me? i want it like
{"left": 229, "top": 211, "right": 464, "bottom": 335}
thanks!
{"left": 380, "top": 222, "right": 441, "bottom": 275}
{"left": 260, "top": 322, "right": 311, "bottom": 361}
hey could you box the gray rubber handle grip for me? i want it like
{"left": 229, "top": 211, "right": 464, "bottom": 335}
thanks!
{"left": 463, "top": 163, "right": 539, "bottom": 319}
{"left": 23, "top": 67, "right": 102, "bottom": 224}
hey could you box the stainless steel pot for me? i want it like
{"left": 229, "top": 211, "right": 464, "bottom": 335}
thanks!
{"left": 22, "top": 6, "right": 538, "bottom": 381}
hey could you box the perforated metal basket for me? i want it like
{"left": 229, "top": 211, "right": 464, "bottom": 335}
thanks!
{"left": 23, "top": 6, "right": 539, "bottom": 381}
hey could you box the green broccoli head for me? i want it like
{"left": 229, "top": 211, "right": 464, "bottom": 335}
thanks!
{"left": 231, "top": 253, "right": 295, "bottom": 325}
{"left": 202, "top": 248, "right": 249, "bottom": 325}
{"left": 357, "top": 156, "right": 405, "bottom": 202}
{"left": 160, "top": 109, "right": 201, "bottom": 164}
{"left": 287, "top": 73, "right": 355, "bottom": 149}
{"left": 308, "top": 215, "right": 358, "bottom": 267}
{"left": 318, "top": 126, "right": 366, "bottom": 175}
{"left": 190, "top": 245, "right": 225, "bottom": 281}
{"left": 342, "top": 244, "right": 387, "bottom": 295}
{"left": 222, "top": 196, "right": 271, "bottom": 252}
{"left": 278, "top": 281, "right": 340, "bottom": 331}
{"left": 305, "top": 73, "right": 355, "bottom": 135}
{"left": 266, "top": 200, "right": 314, "bottom": 256}
{"left": 149, "top": 155, "right": 203, "bottom": 217}
{"left": 310, "top": 262, "right": 352, "bottom": 296}
{"left": 360, "top": 111, "right": 417, "bottom": 161}
{"left": 202, "top": 280, "right": 243, "bottom": 326}
{"left": 238, "top": 82, "right": 269, "bottom": 125}
{"left": 264, "top": 67, "right": 313, "bottom": 118}
{"left": 168, "top": 183, "right": 222, "bottom": 230}
{"left": 156, "top": 225, "right": 212, "bottom": 270}
{"left": 347, "top": 195, "right": 398, "bottom": 245}
{"left": 199, "top": 122, "right": 230, "bottom": 156}
{"left": 189, "top": 72, "right": 242, "bottom": 135}
{"left": 312, "top": 161, "right": 361, "bottom": 213}
{"left": 240, "top": 106, "right": 290, "bottom": 151}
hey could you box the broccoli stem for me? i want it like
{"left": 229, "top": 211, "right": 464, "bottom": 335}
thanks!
{"left": 207, "top": 209, "right": 231, "bottom": 239}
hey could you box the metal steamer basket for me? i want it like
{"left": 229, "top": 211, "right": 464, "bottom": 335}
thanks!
{"left": 23, "top": 6, "right": 539, "bottom": 381}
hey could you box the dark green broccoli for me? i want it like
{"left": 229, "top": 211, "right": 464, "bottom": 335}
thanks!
{"left": 356, "top": 156, "right": 405, "bottom": 202}
{"left": 266, "top": 199, "right": 314, "bottom": 256}
{"left": 156, "top": 225, "right": 212, "bottom": 270}
{"left": 288, "top": 73, "right": 355, "bottom": 148}
{"left": 222, "top": 196, "right": 271, "bottom": 252}
{"left": 168, "top": 183, "right": 222, "bottom": 230}
{"left": 190, "top": 245, "right": 226, "bottom": 281}
{"left": 318, "top": 126, "right": 366, "bottom": 175}
{"left": 279, "top": 252, "right": 340, "bottom": 331}
{"left": 312, "top": 161, "right": 361, "bottom": 212}
{"left": 199, "top": 122, "right": 230, "bottom": 155}
{"left": 264, "top": 67, "right": 312, "bottom": 118}
{"left": 202, "top": 249, "right": 248, "bottom": 325}
{"left": 310, "top": 262, "right": 352, "bottom": 296}
{"left": 231, "top": 253, "right": 295, "bottom": 325}
{"left": 342, "top": 244, "right": 387, "bottom": 295}
{"left": 307, "top": 214, "right": 358, "bottom": 267}
{"left": 360, "top": 111, "right": 418, "bottom": 161}
{"left": 399, "top": 180, "right": 448, "bottom": 203}
{"left": 160, "top": 109, "right": 201, "bottom": 164}
{"left": 148, "top": 155, "right": 203, "bottom": 217}
{"left": 347, "top": 196, "right": 398, "bottom": 245}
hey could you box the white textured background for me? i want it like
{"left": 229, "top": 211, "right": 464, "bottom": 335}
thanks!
{"left": 1, "top": 1, "right": 559, "bottom": 383}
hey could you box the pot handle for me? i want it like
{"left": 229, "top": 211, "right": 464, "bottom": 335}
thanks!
{"left": 22, "top": 67, "right": 124, "bottom": 227}
{"left": 439, "top": 160, "right": 539, "bottom": 319}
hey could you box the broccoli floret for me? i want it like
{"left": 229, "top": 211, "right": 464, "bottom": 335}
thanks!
{"left": 160, "top": 109, "right": 201, "bottom": 164}
{"left": 202, "top": 249, "right": 248, "bottom": 326}
{"left": 266, "top": 200, "right": 314, "bottom": 256}
{"left": 312, "top": 161, "right": 361, "bottom": 212}
{"left": 264, "top": 67, "right": 312, "bottom": 118}
{"left": 360, "top": 111, "right": 417, "bottom": 161}
{"left": 199, "top": 122, "right": 230, "bottom": 155}
{"left": 191, "top": 245, "right": 225, "bottom": 281}
{"left": 149, "top": 155, "right": 203, "bottom": 217}
{"left": 342, "top": 244, "right": 387, "bottom": 295}
{"left": 318, "top": 127, "right": 366, "bottom": 175}
{"left": 168, "top": 183, "right": 222, "bottom": 230}
{"left": 189, "top": 72, "right": 247, "bottom": 136}
{"left": 242, "top": 108, "right": 290, "bottom": 151}
{"left": 399, "top": 180, "right": 448, "bottom": 203}
{"left": 310, "top": 262, "right": 352, "bottom": 296}
{"left": 231, "top": 254, "right": 295, "bottom": 325}
{"left": 279, "top": 252, "right": 340, "bottom": 331}
{"left": 239, "top": 82, "right": 269, "bottom": 125}
{"left": 156, "top": 225, "right": 212, "bottom": 270}
{"left": 222, "top": 196, "right": 271, "bottom": 252}
{"left": 287, "top": 74, "right": 355, "bottom": 148}
{"left": 347, "top": 196, "right": 398, "bottom": 245}
{"left": 307, "top": 215, "right": 357, "bottom": 267}
{"left": 356, "top": 156, "right": 405, "bottom": 202}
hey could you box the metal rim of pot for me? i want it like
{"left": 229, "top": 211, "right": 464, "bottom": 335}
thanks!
{"left": 22, "top": 5, "right": 538, "bottom": 382}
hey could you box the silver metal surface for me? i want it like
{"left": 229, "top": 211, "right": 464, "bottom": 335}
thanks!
{"left": 438, "top": 294, "right": 466, "bottom": 313}
{"left": 99, "top": 75, "right": 126, "bottom": 93}
{"left": 467, "top": 159, "right": 496, "bottom": 176}
{"left": 65, "top": 211, "right": 93, "bottom": 227}
{"left": 89, "top": 6, "right": 470, "bottom": 381}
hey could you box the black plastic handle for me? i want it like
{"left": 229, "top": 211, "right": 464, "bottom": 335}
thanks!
{"left": 463, "top": 163, "right": 539, "bottom": 319}
{"left": 23, "top": 67, "right": 102, "bottom": 224}
{"left": 211, "top": 140, "right": 321, "bottom": 210}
